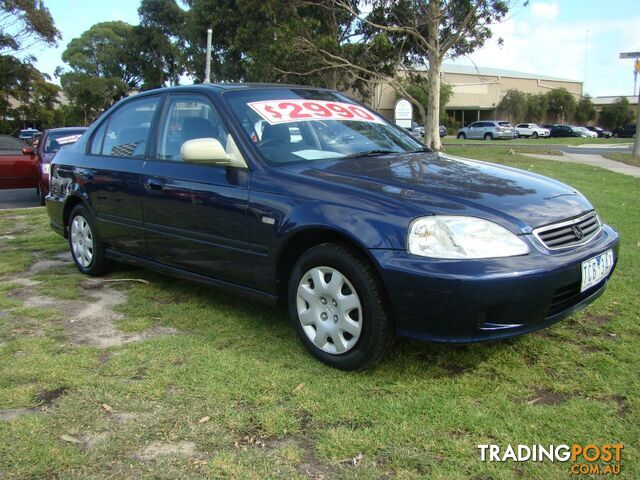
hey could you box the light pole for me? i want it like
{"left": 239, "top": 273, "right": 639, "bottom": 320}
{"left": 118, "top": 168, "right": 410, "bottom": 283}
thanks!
{"left": 619, "top": 52, "right": 640, "bottom": 159}
{"left": 204, "top": 28, "right": 212, "bottom": 83}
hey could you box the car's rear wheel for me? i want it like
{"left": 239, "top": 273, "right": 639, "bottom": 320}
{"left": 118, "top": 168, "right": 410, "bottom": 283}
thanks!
{"left": 457, "top": 133, "right": 466, "bottom": 139}
{"left": 484, "top": 133, "right": 493, "bottom": 141}
{"left": 287, "top": 243, "right": 393, "bottom": 370}
{"left": 68, "top": 205, "right": 111, "bottom": 276}
{"left": 613, "top": 132, "right": 619, "bottom": 138}
{"left": 532, "top": 132, "right": 539, "bottom": 139}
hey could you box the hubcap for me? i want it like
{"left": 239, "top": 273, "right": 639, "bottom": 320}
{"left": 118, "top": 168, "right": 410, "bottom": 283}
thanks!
{"left": 70, "top": 215, "right": 94, "bottom": 268}
{"left": 296, "top": 266, "right": 362, "bottom": 354}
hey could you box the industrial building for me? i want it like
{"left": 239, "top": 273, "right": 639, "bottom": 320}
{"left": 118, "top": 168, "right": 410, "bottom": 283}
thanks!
{"left": 370, "top": 64, "right": 584, "bottom": 126}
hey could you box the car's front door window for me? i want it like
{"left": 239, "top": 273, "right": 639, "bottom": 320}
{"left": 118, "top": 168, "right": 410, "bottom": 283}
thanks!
{"left": 157, "top": 95, "right": 229, "bottom": 162}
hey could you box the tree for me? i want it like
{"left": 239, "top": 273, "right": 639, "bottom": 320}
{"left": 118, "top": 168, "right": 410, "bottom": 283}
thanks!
{"left": 59, "top": 72, "right": 128, "bottom": 125}
{"left": 0, "top": 0, "right": 60, "bottom": 54}
{"left": 398, "top": 74, "right": 453, "bottom": 123}
{"left": 61, "top": 21, "right": 142, "bottom": 89}
{"left": 0, "top": 55, "right": 60, "bottom": 133}
{"left": 134, "top": 0, "right": 186, "bottom": 89}
{"left": 545, "top": 88, "right": 576, "bottom": 123}
{"left": 497, "top": 89, "right": 526, "bottom": 123}
{"left": 600, "top": 97, "right": 633, "bottom": 130}
{"left": 283, "top": 0, "right": 514, "bottom": 150}
{"left": 524, "top": 92, "right": 547, "bottom": 123}
{"left": 574, "top": 94, "right": 596, "bottom": 125}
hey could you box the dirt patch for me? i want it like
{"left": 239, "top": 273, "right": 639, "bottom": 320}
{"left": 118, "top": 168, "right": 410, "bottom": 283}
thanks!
{"left": 27, "top": 252, "right": 72, "bottom": 274}
{"left": 77, "top": 431, "right": 110, "bottom": 449}
{"left": 584, "top": 312, "right": 614, "bottom": 325}
{"left": 20, "top": 284, "right": 177, "bottom": 348}
{"left": 0, "top": 407, "right": 40, "bottom": 421}
{"left": 521, "top": 387, "right": 568, "bottom": 406}
{"left": 35, "top": 387, "right": 69, "bottom": 407}
{"left": 136, "top": 441, "right": 199, "bottom": 461}
{"left": 111, "top": 412, "right": 138, "bottom": 424}
{"left": 605, "top": 395, "right": 628, "bottom": 417}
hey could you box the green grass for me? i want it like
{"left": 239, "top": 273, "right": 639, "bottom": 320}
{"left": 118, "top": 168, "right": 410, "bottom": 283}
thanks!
{"left": 443, "top": 136, "right": 633, "bottom": 146}
{"left": 1, "top": 152, "right": 639, "bottom": 479}
{"left": 602, "top": 152, "right": 640, "bottom": 167}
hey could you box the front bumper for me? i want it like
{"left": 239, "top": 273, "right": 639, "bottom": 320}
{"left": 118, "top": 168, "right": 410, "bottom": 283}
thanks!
{"left": 372, "top": 225, "right": 619, "bottom": 343}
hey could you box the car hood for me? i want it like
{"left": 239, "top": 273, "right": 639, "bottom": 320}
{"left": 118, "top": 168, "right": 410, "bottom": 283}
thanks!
{"left": 286, "top": 152, "right": 593, "bottom": 232}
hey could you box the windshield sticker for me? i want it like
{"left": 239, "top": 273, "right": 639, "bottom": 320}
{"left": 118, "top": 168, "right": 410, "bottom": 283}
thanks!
{"left": 248, "top": 99, "right": 385, "bottom": 125}
{"left": 55, "top": 134, "right": 83, "bottom": 145}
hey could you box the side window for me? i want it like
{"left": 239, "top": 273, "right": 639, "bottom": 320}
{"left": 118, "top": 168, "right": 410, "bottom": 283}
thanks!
{"left": 90, "top": 120, "right": 108, "bottom": 155}
{"left": 101, "top": 96, "right": 161, "bottom": 158}
{"left": 157, "top": 95, "right": 229, "bottom": 162}
{"left": 468, "top": 122, "right": 478, "bottom": 128}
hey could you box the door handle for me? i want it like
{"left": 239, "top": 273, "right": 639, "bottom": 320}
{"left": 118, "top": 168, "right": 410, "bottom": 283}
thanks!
{"left": 144, "top": 178, "right": 164, "bottom": 191}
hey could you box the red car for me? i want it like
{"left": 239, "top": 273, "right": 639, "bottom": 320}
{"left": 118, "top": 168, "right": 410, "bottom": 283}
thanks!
{"left": 0, "top": 134, "right": 38, "bottom": 190}
{"left": 35, "top": 127, "right": 87, "bottom": 204}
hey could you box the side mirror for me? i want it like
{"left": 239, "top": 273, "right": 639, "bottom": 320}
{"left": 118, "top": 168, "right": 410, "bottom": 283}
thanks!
{"left": 22, "top": 147, "right": 34, "bottom": 155}
{"left": 181, "top": 137, "right": 247, "bottom": 168}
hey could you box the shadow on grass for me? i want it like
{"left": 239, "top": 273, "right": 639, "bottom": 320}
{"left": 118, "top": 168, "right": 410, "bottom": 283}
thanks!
{"left": 108, "top": 262, "right": 512, "bottom": 380}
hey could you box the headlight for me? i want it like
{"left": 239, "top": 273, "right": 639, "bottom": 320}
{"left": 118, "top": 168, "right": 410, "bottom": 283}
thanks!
{"left": 408, "top": 216, "right": 529, "bottom": 259}
{"left": 41, "top": 163, "right": 51, "bottom": 175}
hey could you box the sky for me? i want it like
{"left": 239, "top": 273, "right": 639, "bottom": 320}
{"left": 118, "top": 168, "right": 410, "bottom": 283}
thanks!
{"left": 24, "top": 0, "right": 640, "bottom": 98}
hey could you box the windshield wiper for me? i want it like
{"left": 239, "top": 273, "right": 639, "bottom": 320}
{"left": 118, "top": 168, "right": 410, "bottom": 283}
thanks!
{"left": 409, "top": 147, "right": 432, "bottom": 153}
{"left": 341, "top": 149, "right": 397, "bottom": 159}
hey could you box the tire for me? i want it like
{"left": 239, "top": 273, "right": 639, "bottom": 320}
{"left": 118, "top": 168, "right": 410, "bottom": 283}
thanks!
{"left": 532, "top": 132, "right": 538, "bottom": 139}
{"left": 287, "top": 243, "right": 393, "bottom": 370}
{"left": 68, "top": 204, "right": 111, "bottom": 276}
{"left": 613, "top": 132, "right": 619, "bottom": 138}
{"left": 457, "top": 133, "right": 466, "bottom": 139}
{"left": 484, "top": 133, "right": 493, "bottom": 141}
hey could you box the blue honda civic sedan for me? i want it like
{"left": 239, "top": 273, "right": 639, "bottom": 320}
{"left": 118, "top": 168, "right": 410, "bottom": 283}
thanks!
{"left": 46, "top": 84, "right": 619, "bottom": 370}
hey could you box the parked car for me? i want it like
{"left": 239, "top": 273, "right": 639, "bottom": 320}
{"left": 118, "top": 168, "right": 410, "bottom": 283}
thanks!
{"left": 514, "top": 123, "right": 550, "bottom": 138}
{"left": 577, "top": 127, "right": 598, "bottom": 138}
{"left": 549, "top": 125, "right": 589, "bottom": 138}
{"left": 585, "top": 126, "right": 612, "bottom": 138}
{"left": 0, "top": 134, "right": 38, "bottom": 190}
{"left": 612, "top": 124, "right": 636, "bottom": 138}
{"left": 456, "top": 121, "right": 514, "bottom": 140}
{"left": 36, "top": 127, "right": 87, "bottom": 205}
{"left": 408, "top": 123, "right": 446, "bottom": 140}
{"left": 46, "top": 84, "right": 619, "bottom": 370}
{"left": 18, "top": 128, "right": 40, "bottom": 144}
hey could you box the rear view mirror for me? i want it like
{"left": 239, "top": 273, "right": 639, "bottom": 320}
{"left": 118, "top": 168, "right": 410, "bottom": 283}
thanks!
{"left": 22, "top": 147, "right": 34, "bottom": 155}
{"left": 181, "top": 137, "right": 247, "bottom": 168}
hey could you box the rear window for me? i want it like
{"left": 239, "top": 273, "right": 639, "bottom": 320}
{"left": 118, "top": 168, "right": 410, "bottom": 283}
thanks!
{"left": 498, "top": 122, "right": 512, "bottom": 127}
{"left": 44, "top": 130, "right": 86, "bottom": 153}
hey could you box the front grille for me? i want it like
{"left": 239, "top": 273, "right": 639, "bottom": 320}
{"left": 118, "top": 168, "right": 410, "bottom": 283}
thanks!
{"left": 533, "top": 212, "right": 601, "bottom": 250}
{"left": 548, "top": 282, "right": 583, "bottom": 315}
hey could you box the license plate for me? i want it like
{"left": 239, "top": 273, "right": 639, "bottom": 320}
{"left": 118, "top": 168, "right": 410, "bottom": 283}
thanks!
{"left": 581, "top": 250, "right": 614, "bottom": 292}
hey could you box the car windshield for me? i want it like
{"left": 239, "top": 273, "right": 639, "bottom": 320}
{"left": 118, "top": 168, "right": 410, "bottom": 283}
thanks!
{"left": 224, "top": 88, "right": 422, "bottom": 164}
{"left": 44, "top": 130, "right": 85, "bottom": 153}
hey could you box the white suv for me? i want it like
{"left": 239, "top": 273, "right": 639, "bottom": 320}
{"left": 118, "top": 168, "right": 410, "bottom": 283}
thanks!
{"left": 515, "top": 123, "right": 550, "bottom": 139}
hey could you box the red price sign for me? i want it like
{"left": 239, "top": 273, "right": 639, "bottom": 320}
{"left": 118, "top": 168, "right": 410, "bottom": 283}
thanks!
{"left": 248, "top": 99, "right": 384, "bottom": 125}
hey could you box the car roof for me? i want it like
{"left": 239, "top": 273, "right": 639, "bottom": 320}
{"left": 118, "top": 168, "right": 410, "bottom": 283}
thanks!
{"left": 45, "top": 127, "right": 88, "bottom": 133}
{"left": 138, "top": 83, "right": 333, "bottom": 95}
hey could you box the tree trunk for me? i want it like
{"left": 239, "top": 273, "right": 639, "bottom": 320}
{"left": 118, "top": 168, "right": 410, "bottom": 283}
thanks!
{"left": 425, "top": 60, "right": 442, "bottom": 150}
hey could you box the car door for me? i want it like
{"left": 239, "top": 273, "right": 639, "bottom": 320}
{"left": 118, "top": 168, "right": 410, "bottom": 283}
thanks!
{"left": 141, "top": 93, "right": 252, "bottom": 286}
{"left": 0, "top": 135, "right": 38, "bottom": 189}
{"left": 83, "top": 94, "right": 163, "bottom": 256}
{"left": 467, "top": 122, "right": 479, "bottom": 139}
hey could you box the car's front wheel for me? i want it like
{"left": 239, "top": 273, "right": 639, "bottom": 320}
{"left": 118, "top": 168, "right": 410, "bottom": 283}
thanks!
{"left": 68, "top": 204, "right": 111, "bottom": 276}
{"left": 288, "top": 243, "right": 393, "bottom": 370}
{"left": 457, "top": 133, "right": 466, "bottom": 139}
